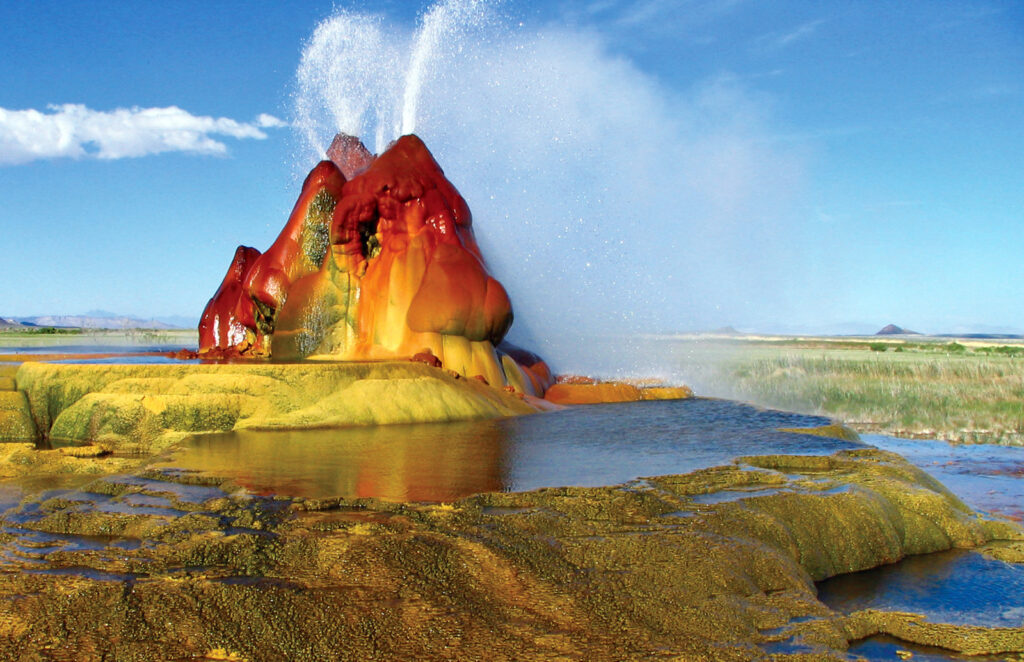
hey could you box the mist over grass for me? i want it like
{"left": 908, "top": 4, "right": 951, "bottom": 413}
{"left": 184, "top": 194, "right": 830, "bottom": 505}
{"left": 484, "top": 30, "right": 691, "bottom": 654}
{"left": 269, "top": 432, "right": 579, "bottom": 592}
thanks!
{"left": 688, "top": 339, "right": 1024, "bottom": 446}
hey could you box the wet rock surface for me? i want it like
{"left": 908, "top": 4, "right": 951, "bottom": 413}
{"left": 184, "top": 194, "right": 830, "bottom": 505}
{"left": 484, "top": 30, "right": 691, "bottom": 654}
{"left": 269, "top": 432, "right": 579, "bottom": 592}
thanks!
{"left": 0, "top": 438, "right": 1019, "bottom": 661}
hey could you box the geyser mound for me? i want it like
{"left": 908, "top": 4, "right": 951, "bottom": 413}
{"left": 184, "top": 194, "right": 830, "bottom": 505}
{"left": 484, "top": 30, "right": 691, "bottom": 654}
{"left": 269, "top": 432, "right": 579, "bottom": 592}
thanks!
{"left": 199, "top": 133, "right": 552, "bottom": 397}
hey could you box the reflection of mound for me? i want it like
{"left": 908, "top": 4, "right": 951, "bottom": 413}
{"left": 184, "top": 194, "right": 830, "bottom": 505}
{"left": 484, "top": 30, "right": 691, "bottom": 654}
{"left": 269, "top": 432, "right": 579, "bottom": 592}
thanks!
{"left": 162, "top": 421, "right": 507, "bottom": 502}
{"left": 199, "top": 134, "right": 551, "bottom": 397}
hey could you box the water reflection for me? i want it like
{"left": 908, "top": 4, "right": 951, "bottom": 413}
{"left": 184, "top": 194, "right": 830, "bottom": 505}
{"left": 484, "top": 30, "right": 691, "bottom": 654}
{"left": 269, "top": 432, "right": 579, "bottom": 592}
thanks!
{"left": 817, "top": 549, "right": 1024, "bottom": 628}
{"left": 0, "top": 344, "right": 185, "bottom": 355}
{"left": 848, "top": 635, "right": 1011, "bottom": 662}
{"left": 160, "top": 422, "right": 509, "bottom": 502}
{"left": 865, "top": 434, "right": 1024, "bottom": 522}
{"left": 158, "top": 399, "right": 859, "bottom": 501}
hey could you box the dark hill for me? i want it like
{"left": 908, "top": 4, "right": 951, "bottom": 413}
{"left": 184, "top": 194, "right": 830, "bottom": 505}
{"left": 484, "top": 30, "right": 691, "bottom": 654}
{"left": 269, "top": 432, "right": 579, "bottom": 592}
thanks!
{"left": 876, "top": 324, "right": 920, "bottom": 336}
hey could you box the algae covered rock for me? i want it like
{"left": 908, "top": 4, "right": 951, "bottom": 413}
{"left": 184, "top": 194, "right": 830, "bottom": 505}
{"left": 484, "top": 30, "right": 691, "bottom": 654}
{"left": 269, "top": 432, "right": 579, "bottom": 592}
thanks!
{"left": 778, "top": 422, "right": 861, "bottom": 443}
{"left": 0, "top": 390, "right": 38, "bottom": 442}
{"left": 0, "top": 447, "right": 1017, "bottom": 661}
{"left": 719, "top": 450, "right": 985, "bottom": 578}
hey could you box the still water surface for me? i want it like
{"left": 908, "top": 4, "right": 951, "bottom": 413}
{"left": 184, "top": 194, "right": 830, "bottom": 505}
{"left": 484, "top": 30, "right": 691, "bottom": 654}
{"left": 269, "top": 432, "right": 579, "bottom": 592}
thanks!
{"left": 157, "top": 398, "right": 860, "bottom": 502}
{"left": 818, "top": 548, "right": 1024, "bottom": 628}
{"left": 157, "top": 398, "right": 1024, "bottom": 524}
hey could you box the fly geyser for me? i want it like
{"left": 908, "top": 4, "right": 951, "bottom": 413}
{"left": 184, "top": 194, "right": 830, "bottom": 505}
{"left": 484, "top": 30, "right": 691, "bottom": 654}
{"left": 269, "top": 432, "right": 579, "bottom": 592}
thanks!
{"left": 199, "top": 133, "right": 552, "bottom": 397}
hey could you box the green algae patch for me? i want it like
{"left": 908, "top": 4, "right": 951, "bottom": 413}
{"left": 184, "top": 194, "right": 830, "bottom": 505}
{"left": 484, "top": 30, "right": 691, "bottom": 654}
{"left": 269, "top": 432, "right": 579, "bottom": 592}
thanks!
{"left": 234, "top": 374, "right": 522, "bottom": 430}
{"left": 0, "top": 390, "right": 38, "bottom": 442}
{"left": 0, "top": 441, "right": 143, "bottom": 483}
{"left": 981, "top": 540, "right": 1024, "bottom": 564}
{"left": 778, "top": 422, "right": 861, "bottom": 443}
{"left": 726, "top": 450, "right": 986, "bottom": 576}
{"left": 15, "top": 361, "right": 536, "bottom": 451}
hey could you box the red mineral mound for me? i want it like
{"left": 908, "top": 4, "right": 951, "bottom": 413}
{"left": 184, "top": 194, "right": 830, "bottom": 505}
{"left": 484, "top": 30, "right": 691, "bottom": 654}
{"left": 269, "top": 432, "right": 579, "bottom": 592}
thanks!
{"left": 199, "top": 134, "right": 552, "bottom": 396}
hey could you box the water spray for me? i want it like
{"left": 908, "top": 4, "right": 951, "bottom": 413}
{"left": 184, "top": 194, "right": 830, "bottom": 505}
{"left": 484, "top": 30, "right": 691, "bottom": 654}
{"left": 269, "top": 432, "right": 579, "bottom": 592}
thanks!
{"left": 292, "top": 0, "right": 803, "bottom": 382}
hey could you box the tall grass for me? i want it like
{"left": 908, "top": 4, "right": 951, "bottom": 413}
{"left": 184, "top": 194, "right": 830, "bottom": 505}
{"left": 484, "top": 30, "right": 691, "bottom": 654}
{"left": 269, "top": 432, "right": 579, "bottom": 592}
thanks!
{"left": 721, "top": 349, "right": 1024, "bottom": 445}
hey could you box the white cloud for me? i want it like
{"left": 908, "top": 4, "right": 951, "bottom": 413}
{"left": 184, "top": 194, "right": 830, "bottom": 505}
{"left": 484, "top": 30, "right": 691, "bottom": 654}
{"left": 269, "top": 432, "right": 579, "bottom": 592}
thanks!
{"left": 0, "top": 104, "right": 285, "bottom": 165}
{"left": 256, "top": 113, "right": 289, "bottom": 128}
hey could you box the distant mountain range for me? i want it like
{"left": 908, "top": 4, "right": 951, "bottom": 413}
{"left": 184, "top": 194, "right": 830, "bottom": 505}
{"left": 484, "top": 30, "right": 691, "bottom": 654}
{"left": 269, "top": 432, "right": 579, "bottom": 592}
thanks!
{"left": 874, "top": 323, "right": 1024, "bottom": 340}
{"left": 1, "top": 311, "right": 194, "bottom": 330}
{"left": 935, "top": 333, "right": 1024, "bottom": 340}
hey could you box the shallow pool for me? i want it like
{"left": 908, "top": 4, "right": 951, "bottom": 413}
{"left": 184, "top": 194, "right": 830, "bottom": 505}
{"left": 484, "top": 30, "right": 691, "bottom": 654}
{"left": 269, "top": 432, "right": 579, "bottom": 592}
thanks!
{"left": 156, "top": 398, "right": 861, "bottom": 501}
{"left": 818, "top": 548, "right": 1024, "bottom": 628}
{"left": 865, "top": 434, "right": 1024, "bottom": 522}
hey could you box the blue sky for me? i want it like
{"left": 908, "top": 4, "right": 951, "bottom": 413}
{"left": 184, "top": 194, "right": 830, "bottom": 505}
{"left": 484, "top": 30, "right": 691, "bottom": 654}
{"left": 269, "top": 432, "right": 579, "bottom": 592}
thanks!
{"left": 1, "top": 0, "right": 1021, "bottom": 336}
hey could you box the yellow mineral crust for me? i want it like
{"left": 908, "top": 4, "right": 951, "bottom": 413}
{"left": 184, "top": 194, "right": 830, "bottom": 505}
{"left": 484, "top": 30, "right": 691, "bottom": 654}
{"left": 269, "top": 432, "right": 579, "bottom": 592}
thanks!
{"left": 778, "top": 422, "right": 862, "bottom": 442}
{"left": 14, "top": 361, "right": 536, "bottom": 452}
{"left": 0, "top": 390, "right": 38, "bottom": 442}
{"left": 543, "top": 381, "right": 694, "bottom": 405}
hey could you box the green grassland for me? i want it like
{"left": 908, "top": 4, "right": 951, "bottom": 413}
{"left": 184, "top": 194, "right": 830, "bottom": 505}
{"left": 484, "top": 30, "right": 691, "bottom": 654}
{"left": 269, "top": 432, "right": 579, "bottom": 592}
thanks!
{"left": 696, "top": 337, "right": 1024, "bottom": 445}
{"left": 0, "top": 326, "right": 83, "bottom": 335}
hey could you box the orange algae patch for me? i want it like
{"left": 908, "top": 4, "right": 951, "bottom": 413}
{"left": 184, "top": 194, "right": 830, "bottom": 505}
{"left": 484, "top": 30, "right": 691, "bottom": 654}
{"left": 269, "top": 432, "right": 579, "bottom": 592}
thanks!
{"left": 544, "top": 381, "right": 693, "bottom": 405}
{"left": 641, "top": 386, "right": 695, "bottom": 400}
